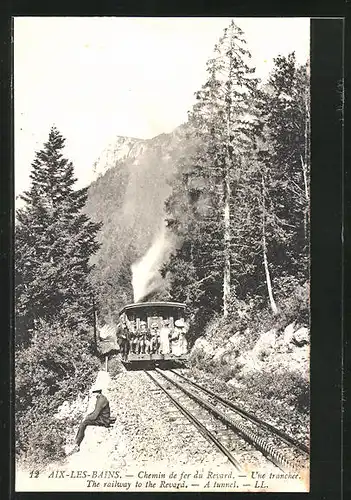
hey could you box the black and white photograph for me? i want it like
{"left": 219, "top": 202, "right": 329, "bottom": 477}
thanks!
{"left": 14, "top": 17, "right": 310, "bottom": 492}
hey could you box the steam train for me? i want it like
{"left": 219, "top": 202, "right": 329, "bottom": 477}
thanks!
{"left": 118, "top": 301, "right": 189, "bottom": 363}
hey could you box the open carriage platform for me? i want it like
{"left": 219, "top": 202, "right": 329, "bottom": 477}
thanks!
{"left": 124, "top": 353, "right": 189, "bottom": 362}
{"left": 121, "top": 353, "right": 189, "bottom": 370}
{"left": 118, "top": 301, "right": 189, "bottom": 366}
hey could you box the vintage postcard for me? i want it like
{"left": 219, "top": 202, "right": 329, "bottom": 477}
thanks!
{"left": 14, "top": 17, "right": 310, "bottom": 492}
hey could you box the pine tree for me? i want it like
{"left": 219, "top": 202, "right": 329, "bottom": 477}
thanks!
{"left": 15, "top": 126, "right": 102, "bottom": 346}
{"left": 164, "top": 20, "right": 259, "bottom": 321}
{"left": 164, "top": 40, "right": 309, "bottom": 327}
{"left": 256, "top": 54, "right": 310, "bottom": 299}
{"left": 227, "top": 54, "right": 310, "bottom": 312}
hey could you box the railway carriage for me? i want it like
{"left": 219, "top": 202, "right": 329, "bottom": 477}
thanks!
{"left": 118, "top": 301, "right": 188, "bottom": 364}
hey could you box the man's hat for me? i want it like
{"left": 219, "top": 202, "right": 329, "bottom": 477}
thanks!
{"left": 91, "top": 384, "right": 102, "bottom": 393}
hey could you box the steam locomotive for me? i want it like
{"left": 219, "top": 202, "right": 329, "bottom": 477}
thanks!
{"left": 118, "top": 301, "right": 189, "bottom": 363}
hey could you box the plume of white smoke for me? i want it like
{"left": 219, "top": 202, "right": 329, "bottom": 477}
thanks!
{"left": 131, "top": 223, "right": 174, "bottom": 303}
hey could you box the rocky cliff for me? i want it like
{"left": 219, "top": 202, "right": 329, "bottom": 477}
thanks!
{"left": 92, "top": 136, "right": 148, "bottom": 179}
{"left": 190, "top": 321, "right": 309, "bottom": 386}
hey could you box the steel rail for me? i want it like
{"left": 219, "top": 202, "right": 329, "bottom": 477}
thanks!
{"left": 144, "top": 370, "right": 242, "bottom": 471}
{"left": 156, "top": 368, "right": 295, "bottom": 473}
{"left": 170, "top": 369, "right": 309, "bottom": 455}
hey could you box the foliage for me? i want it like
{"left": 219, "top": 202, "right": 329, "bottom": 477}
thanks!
{"left": 16, "top": 410, "right": 67, "bottom": 465}
{"left": 162, "top": 27, "right": 310, "bottom": 334}
{"left": 15, "top": 126, "right": 102, "bottom": 346}
{"left": 16, "top": 321, "right": 100, "bottom": 464}
{"left": 239, "top": 370, "right": 310, "bottom": 415}
{"left": 163, "top": 21, "right": 260, "bottom": 328}
{"left": 15, "top": 128, "right": 102, "bottom": 466}
{"left": 107, "top": 356, "right": 125, "bottom": 379}
{"left": 255, "top": 54, "right": 310, "bottom": 299}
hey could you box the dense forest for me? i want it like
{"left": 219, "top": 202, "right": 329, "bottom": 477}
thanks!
{"left": 162, "top": 22, "right": 309, "bottom": 334}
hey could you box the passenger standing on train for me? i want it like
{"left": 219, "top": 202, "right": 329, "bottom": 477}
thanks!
{"left": 175, "top": 319, "right": 188, "bottom": 355}
{"left": 150, "top": 323, "right": 160, "bottom": 354}
{"left": 129, "top": 321, "right": 138, "bottom": 354}
{"left": 134, "top": 321, "right": 143, "bottom": 354}
{"left": 159, "top": 319, "right": 171, "bottom": 355}
{"left": 171, "top": 320, "right": 182, "bottom": 356}
{"left": 139, "top": 321, "right": 150, "bottom": 354}
{"left": 145, "top": 325, "right": 152, "bottom": 354}
{"left": 117, "top": 314, "right": 130, "bottom": 362}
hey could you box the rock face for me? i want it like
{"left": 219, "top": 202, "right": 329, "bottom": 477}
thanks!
{"left": 292, "top": 327, "right": 309, "bottom": 347}
{"left": 251, "top": 329, "right": 277, "bottom": 359}
{"left": 92, "top": 136, "right": 148, "bottom": 179}
{"left": 190, "top": 321, "right": 310, "bottom": 382}
{"left": 191, "top": 337, "right": 215, "bottom": 360}
{"left": 283, "top": 322, "right": 296, "bottom": 343}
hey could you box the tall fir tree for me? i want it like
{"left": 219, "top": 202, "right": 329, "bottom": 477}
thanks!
{"left": 164, "top": 20, "right": 259, "bottom": 324}
{"left": 15, "top": 126, "right": 102, "bottom": 346}
{"left": 163, "top": 35, "right": 309, "bottom": 330}
{"left": 255, "top": 53, "right": 310, "bottom": 300}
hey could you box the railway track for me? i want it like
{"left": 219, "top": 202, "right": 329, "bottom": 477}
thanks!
{"left": 145, "top": 368, "right": 309, "bottom": 473}
{"left": 170, "top": 368, "right": 309, "bottom": 454}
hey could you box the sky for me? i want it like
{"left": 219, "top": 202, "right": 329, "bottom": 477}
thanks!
{"left": 14, "top": 17, "right": 310, "bottom": 197}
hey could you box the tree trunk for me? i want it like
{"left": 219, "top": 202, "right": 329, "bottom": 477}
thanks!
{"left": 261, "top": 175, "right": 278, "bottom": 315}
{"left": 223, "top": 163, "right": 231, "bottom": 317}
{"left": 300, "top": 154, "right": 309, "bottom": 241}
{"left": 92, "top": 294, "right": 97, "bottom": 352}
{"left": 223, "top": 44, "right": 234, "bottom": 318}
{"left": 302, "top": 86, "right": 310, "bottom": 241}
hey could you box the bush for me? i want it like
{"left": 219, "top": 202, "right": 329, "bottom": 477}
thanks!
{"left": 218, "top": 364, "right": 238, "bottom": 382}
{"left": 107, "top": 356, "right": 125, "bottom": 378}
{"left": 16, "top": 321, "right": 100, "bottom": 466}
{"left": 277, "top": 281, "right": 309, "bottom": 327}
{"left": 16, "top": 409, "right": 67, "bottom": 465}
{"left": 241, "top": 369, "right": 310, "bottom": 414}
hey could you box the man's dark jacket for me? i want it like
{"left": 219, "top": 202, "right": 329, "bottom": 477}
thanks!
{"left": 85, "top": 393, "right": 110, "bottom": 425}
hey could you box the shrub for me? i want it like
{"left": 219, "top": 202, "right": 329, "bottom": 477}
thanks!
{"left": 16, "top": 321, "right": 100, "bottom": 466}
{"left": 242, "top": 369, "right": 310, "bottom": 415}
{"left": 107, "top": 356, "right": 125, "bottom": 378}
{"left": 219, "top": 364, "right": 238, "bottom": 382}
{"left": 16, "top": 409, "right": 67, "bottom": 465}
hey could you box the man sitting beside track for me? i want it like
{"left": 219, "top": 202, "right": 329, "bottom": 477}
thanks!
{"left": 68, "top": 385, "right": 116, "bottom": 455}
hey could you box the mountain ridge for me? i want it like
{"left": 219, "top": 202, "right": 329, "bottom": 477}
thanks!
{"left": 84, "top": 124, "right": 187, "bottom": 318}
{"left": 92, "top": 136, "right": 147, "bottom": 179}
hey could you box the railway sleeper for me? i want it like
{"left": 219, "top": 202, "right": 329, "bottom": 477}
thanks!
{"left": 170, "top": 369, "right": 309, "bottom": 455}
{"left": 157, "top": 369, "right": 297, "bottom": 473}
{"left": 145, "top": 370, "right": 243, "bottom": 471}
